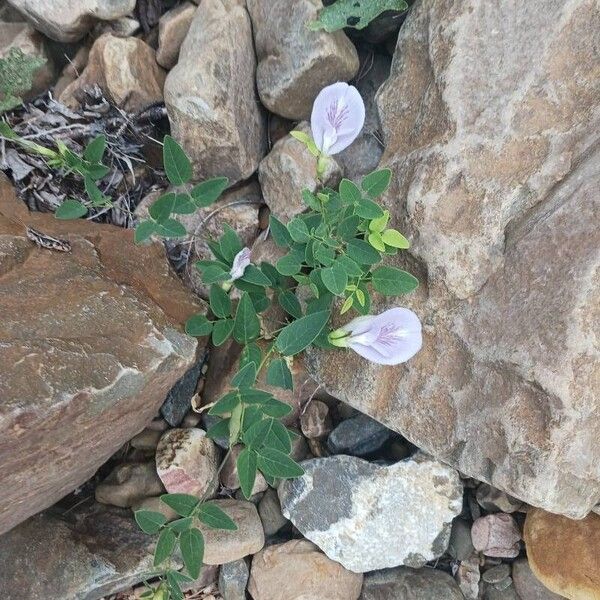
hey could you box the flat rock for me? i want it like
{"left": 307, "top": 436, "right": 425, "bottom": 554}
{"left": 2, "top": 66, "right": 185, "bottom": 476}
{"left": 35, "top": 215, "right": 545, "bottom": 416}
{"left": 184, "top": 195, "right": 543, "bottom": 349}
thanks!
{"left": 257, "top": 488, "right": 287, "bottom": 537}
{"left": 199, "top": 499, "right": 264, "bottom": 565}
{"left": 278, "top": 454, "right": 463, "bottom": 572}
{"left": 165, "top": 0, "right": 266, "bottom": 185}
{"left": 511, "top": 558, "right": 565, "bottom": 600}
{"left": 95, "top": 462, "right": 164, "bottom": 508}
{"left": 0, "top": 176, "right": 201, "bottom": 534}
{"left": 327, "top": 413, "right": 392, "bottom": 457}
{"left": 248, "top": 539, "right": 363, "bottom": 600}
{"left": 59, "top": 33, "right": 166, "bottom": 112}
{"left": 360, "top": 566, "right": 464, "bottom": 600}
{"left": 247, "top": 0, "right": 359, "bottom": 119}
{"left": 6, "top": 0, "right": 136, "bottom": 42}
{"left": 524, "top": 509, "right": 600, "bottom": 599}
{"left": 307, "top": 0, "right": 600, "bottom": 518}
{"left": 472, "top": 514, "right": 521, "bottom": 559}
{"left": 219, "top": 559, "right": 249, "bottom": 600}
{"left": 156, "top": 428, "right": 220, "bottom": 497}
{"left": 156, "top": 2, "right": 196, "bottom": 69}
{"left": 258, "top": 122, "right": 341, "bottom": 222}
{"left": 160, "top": 355, "right": 203, "bottom": 427}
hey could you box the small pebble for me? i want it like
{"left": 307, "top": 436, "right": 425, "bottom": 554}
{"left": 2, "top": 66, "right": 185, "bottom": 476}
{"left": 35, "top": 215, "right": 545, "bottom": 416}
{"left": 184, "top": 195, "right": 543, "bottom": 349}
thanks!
{"left": 483, "top": 564, "right": 511, "bottom": 584}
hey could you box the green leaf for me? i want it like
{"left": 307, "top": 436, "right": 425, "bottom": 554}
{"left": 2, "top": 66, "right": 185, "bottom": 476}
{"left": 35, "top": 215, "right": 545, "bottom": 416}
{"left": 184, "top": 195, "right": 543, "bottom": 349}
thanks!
{"left": 314, "top": 242, "right": 335, "bottom": 266}
{"left": 206, "top": 417, "right": 230, "bottom": 440}
{"left": 321, "top": 261, "right": 348, "bottom": 296}
{"left": 381, "top": 229, "right": 410, "bottom": 249}
{"left": 266, "top": 358, "right": 293, "bottom": 391}
{"left": 368, "top": 231, "right": 386, "bottom": 252}
{"left": 169, "top": 516, "right": 193, "bottom": 533}
{"left": 369, "top": 210, "right": 390, "bottom": 233}
{"left": 229, "top": 401, "right": 243, "bottom": 446}
{"left": 260, "top": 397, "right": 293, "bottom": 418}
{"left": 155, "top": 218, "right": 187, "bottom": 238}
{"left": 198, "top": 264, "right": 230, "bottom": 284}
{"left": 161, "top": 493, "right": 199, "bottom": 517}
{"left": 190, "top": 177, "right": 229, "bottom": 207}
{"left": 219, "top": 224, "right": 243, "bottom": 262}
{"left": 356, "top": 197, "right": 384, "bottom": 219}
{"left": 275, "top": 310, "right": 330, "bottom": 356}
{"left": 290, "top": 130, "right": 319, "bottom": 157}
{"left": 149, "top": 192, "right": 177, "bottom": 222}
{"left": 336, "top": 254, "right": 363, "bottom": 277}
{"left": 337, "top": 215, "right": 360, "bottom": 240}
{"left": 198, "top": 503, "right": 238, "bottom": 530}
{"left": 241, "top": 265, "right": 272, "bottom": 287}
{"left": 257, "top": 448, "right": 304, "bottom": 479}
{"left": 265, "top": 419, "right": 293, "bottom": 454}
{"left": 302, "top": 188, "right": 321, "bottom": 210}
{"left": 231, "top": 361, "right": 257, "bottom": 388}
{"left": 212, "top": 318, "right": 234, "bottom": 346}
{"left": 233, "top": 292, "right": 260, "bottom": 344}
{"left": 278, "top": 290, "right": 303, "bottom": 319}
{"left": 83, "top": 134, "right": 106, "bottom": 163}
{"left": 163, "top": 135, "right": 192, "bottom": 186}
{"left": 244, "top": 417, "right": 275, "bottom": 449}
{"left": 209, "top": 284, "right": 231, "bottom": 319}
{"left": 135, "top": 220, "right": 157, "bottom": 244}
{"left": 339, "top": 178, "right": 362, "bottom": 205}
{"left": 287, "top": 217, "right": 310, "bottom": 244}
{"left": 154, "top": 528, "right": 177, "bottom": 566}
{"left": 185, "top": 313, "right": 213, "bottom": 336}
{"left": 55, "top": 199, "right": 87, "bottom": 220}
{"left": 85, "top": 163, "right": 110, "bottom": 180}
{"left": 371, "top": 266, "right": 419, "bottom": 295}
{"left": 237, "top": 448, "right": 258, "bottom": 499}
{"left": 346, "top": 238, "right": 381, "bottom": 265}
{"left": 362, "top": 168, "right": 392, "bottom": 198}
{"left": 180, "top": 528, "right": 204, "bottom": 579}
{"left": 240, "top": 343, "right": 262, "bottom": 371}
{"left": 84, "top": 175, "right": 109, "bottom": 207}
{"left": 269, "top": 214, "right": 293, "bottom": 248}
{"left": 340, "top": 295, "right": 354, "bottom": 314}
{"left": 166, "top": 572, "right": 184, "bottom": 600}
{"left": 309, "top": 0, "right": 408, "bottom": 32}
{"left": 276, "top": 253, "right": 303, "bottom": 276}
{"left": 134, "top": 510, "right": 167, "bottom": 534}
{"left": 209, "top": 391, "right": 241, "bottom": 416}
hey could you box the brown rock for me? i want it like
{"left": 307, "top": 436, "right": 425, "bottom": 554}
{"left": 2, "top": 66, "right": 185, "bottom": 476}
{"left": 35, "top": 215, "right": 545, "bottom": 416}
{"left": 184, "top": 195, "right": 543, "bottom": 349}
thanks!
{"left": 130, "top": 428, "right": 163, "bottom": 451}
{"left": 199, "top": 499, "right": 265, "bottom": 565}
{"left": 53, "top": 44, "right": 90, "bottom": 98}
{"left": 477, "top": 484, "right": 523, "bottom": 514}
{"left": 257, "top": 488, "right": 288, "bottom": 537}
{"left": 300, "top": 400, "right": 331, "bottom": 440}
{"left": 307, "top": 0, "right": 600, "bottom": 518}
{"left": 0, "top": 175, "right": 201, "bottom": 534}
{"left": 248, "top": 539, "right": 363, "bottom": 600}
{"left": 165, "top": 0, "right": 267, "bottom": 185}
{"left": 156, "top": 428, "right": 220, "bottom": 497}
{"left": 131, "top": 496, "right": 179, "bottom": 522}
{"left": 59, "top": 33, "right": 166, "bottom": 112}
{"left": 258, "top": 122, "right": 342, "bottom": 222}
{"left": 472, "top": 514, "right": 521, "bottom": 558}
{"left": 512, "top": 558, "right": 565, "bottom": 600}
{"left": 524, "top": 509, "right": 600, "bottom": 600}
{"left": 0, "top": 22, "right": 55, "bottom": 99}
{"left": 95, "top": 462, "right": 164, "bottom": 508}
{"left": 156, "top": 2, "right": 196, "bottom": 69}
{"left": 247, "top": 0, "right": 359, "bottom": 120}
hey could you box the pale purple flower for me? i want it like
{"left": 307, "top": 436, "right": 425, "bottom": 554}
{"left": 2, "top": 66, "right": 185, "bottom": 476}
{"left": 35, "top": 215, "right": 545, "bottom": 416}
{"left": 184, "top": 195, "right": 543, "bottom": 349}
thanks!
{"left": 311, "top": 82, "right": 365, "bottom": 155}
{"left": 229, "top": 247, "right": 251, "bottom": 281}
{"left": 329, "top": 308, "right": 422, "bottom": 365}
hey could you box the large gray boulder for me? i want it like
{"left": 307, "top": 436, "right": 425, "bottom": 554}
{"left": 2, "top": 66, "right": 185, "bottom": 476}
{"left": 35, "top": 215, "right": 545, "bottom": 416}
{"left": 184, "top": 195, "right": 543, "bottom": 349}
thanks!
{"left": 307, "top": 0, "right": 600, "bottom": 518}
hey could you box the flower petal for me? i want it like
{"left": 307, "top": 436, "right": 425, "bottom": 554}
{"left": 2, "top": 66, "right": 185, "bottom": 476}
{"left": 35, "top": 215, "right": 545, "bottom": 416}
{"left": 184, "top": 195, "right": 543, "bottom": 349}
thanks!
{"left": 229, "top": 247, "right": 251, "bottom": 280}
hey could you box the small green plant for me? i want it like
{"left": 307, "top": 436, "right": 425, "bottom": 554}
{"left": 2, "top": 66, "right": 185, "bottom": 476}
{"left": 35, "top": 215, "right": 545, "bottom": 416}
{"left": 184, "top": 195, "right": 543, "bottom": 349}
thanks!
{"left": 0, "top": 48, "right": 46, "bottom": 113}
{"left": 130, "top": 83, "right": 422, "bottom": 598}
{"left": 309, "top": 0, "right": 409, "bottom": 32}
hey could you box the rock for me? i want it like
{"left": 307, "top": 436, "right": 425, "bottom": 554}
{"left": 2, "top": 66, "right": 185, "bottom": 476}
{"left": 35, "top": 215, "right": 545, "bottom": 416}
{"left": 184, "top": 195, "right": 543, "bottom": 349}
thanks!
{"left": 307, "top": 0, "right": 600, "bottom": 518}
{"left": 0, "top": 176, "right": 201, "bottom": 534}
{"left": 511, "top": 558, "right": 565, "bottom": 600}
{"left": 257, "top": 488, "right": 288, "bottom": 537}
{"left": 360, "top": 566, "right": 464, "bottom": 600}
{"left": 5, "top": 0, "right": 136, "bottom": 42}
{"left": 477, "top": 484, "right": 523, "bottom": 514}
{"left": 199, "top": 499, "right": 264, "bottom": 565}
{"left": 524, "top": 509, "right": 600, "bottom": 599}
{"left": 59, "top": 33, "right": 166, "bottom": 112}
{"left": 156, "top": 2, "right": 196, "bottom": 69}
{"left": 336, "top": 51, "right": 390, "bottom": 183}
{"left": 457, "top": 555, "right": 481, "bottom": 600}
{"left": 258, "top": 123, "right": 342, "bottom": 222}
{"left": 219, "top": 559, "right": 249, "bottom": 600}
{"left": 0, "top": 21, "right": 55, "bottom": 99}
{"left": 448, "top": 518, "right": 476, "bottom": 561}
{"left": 485, "top": 584, "right": 521, "bottom": 600}
{"left": 247, "top": 0, "right": 359, "bottom": 119}
{"left": 165, "top": 0, "right": 266, "bottom": 185}
{"left": 220, "top": 445, "right": 268, "bottom": 494}
{"left": 483, "top": 564, "right": 511, "bottom": 585}
{"left": 248, "top": 539, "right": 363, "bottom": 600}
{"left": 53, "top": 44, "right": 89, "bottom": 98}
{"left": 160, "top": 355, "right": 204, "bottom": 427}
{"left": 278, "top": 454, "right": 463, "bottom": 572}
{"left": 472, "top": 514, "right": 521, "bottom": 558}
{"left": 300, "top": 400, "right": 332, "bottom": 440}
{"left": 0, "top": 505, "right": 159, "bottom": 599}
{"left": 99, "top": 16, "right": 140, "bottom": 37}
{"left": 131, "top": 496, "right": 178, "bottom": 522}
{"left": 327, "top": 413, "right": 392, "bottom": 457}
{"left": 130, "top": 428, "right": 163, "bottom": 451}
{"left": 156, "top": 428, "right": 220, "bottom": 497}
{"left": 95, "top": 462, "right": 164, "bottom": 508}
